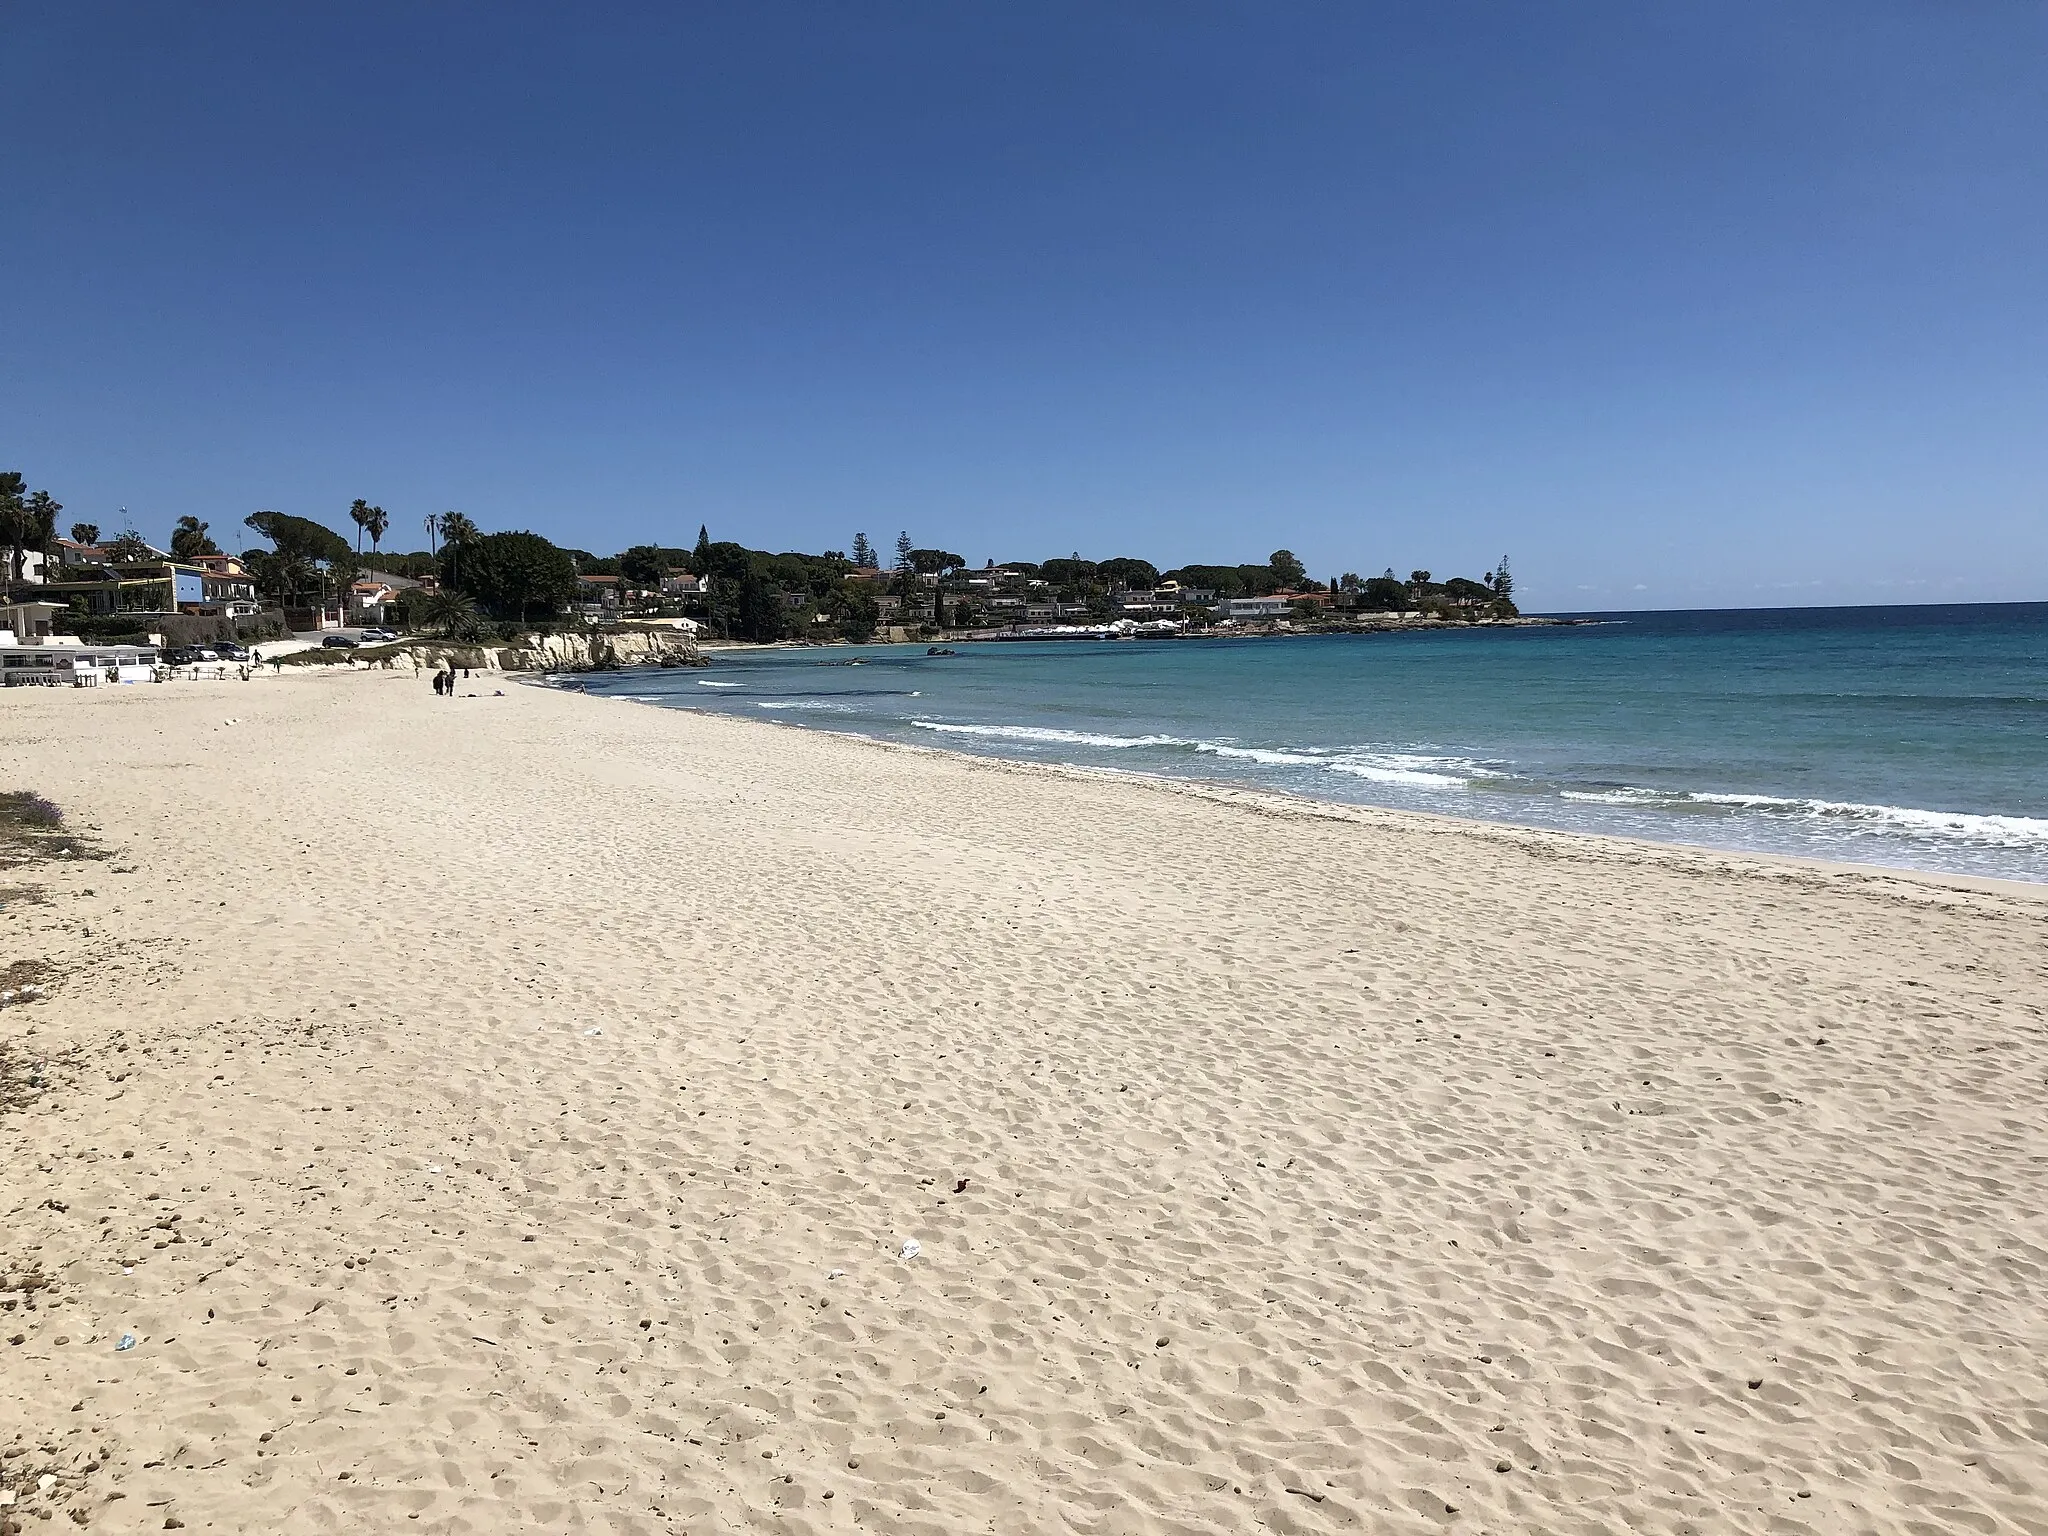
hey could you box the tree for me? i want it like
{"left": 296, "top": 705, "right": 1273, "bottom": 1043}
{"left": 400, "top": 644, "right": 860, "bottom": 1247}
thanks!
{"left": 435, "top": 512, "right": 480, "bottom": 589}
{"left": 618, "top": 545, "right": 667, "bottom": 589}
{"left": 908, "top": 549, "right": 963, "bottom": 576}
{"left": 170, "top": 515, "right": 220, "bottom": 558}
{"left": 827, "top": 584, "right": 879, "bottom": 642}
{"left": 1, "top": 487, "right": 62, "bottom": 581}
{"left": 456, "top": 530, "right": 579, "bottom": 623}
{"left": 364, "top": 504, "right": 389, "bottom": 556}
{"left": 1362, "top": 575, "right": 1407, "bottom": 610}
{"left": 1269, "top": 549, "right": 1308, "bottom": 589}
{"left": 348, "top": 499, "right": 372, "bottom": 554}
{"left": 1339, "top": 572, "right": 1360, "bottom": 591}
{"left": 103, "top": 529, "right": 160, "bottom": 563}
{"left": 245, "top": 510, "right": 354, "bottom": 606}
{"left": 692, "top": 524, "right": 712, "bottom": 573}
{"left": 1492, "top": 556, "right": 1514, "bottom": 603}
{"left": 734, "top": 570, "right": 786, "bottom": 643}
{"left": 70, "top": 522, "right": 100, "bottom": 547}
{"left": 1038, "top": 557, "right": 1098, "bottom": 591}
{"left": 423, "top": 589, "right": 481, "bottom": 640}
{"left": 850, "top": 532, "right": 875, "bottom": 569}
{"left": 0, "top": 473, "right": 24, "bottom": 579}
{"left": 1097, "top": 557, "right": 1159, "bottom": 591}
{"left": 0, "top": 472, "right": 57, "bottom": 583}
{"left": 894, "top": 531, "right": 914, "bottom": 571}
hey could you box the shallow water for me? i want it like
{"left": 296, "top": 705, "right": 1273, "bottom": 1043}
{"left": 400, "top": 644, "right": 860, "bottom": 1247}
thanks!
{"left": 581, "top": 603, "right": 2048, "bottom": 883}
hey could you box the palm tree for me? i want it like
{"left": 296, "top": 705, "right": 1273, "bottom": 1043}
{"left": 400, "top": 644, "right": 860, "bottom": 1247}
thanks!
{"left": 364, "top": 505, "right": 389, "bottom": 557}
{"left": 348, "top": 499, "right": 372, "bottom": 554}
{"left": 170, "top": 515, "right": 219, "bottom": 558}
{"left": 437, "top": 512, "right": 479, "bottom": 589}
{"left": 424, "top": 589, "right": 480, "bottom": 639}
{"left": 70, "top": 522, "right": 100, "bottom": 547}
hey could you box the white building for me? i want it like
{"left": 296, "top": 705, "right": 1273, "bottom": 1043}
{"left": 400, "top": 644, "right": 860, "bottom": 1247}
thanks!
{"left": 1217, "top": 596, "right": 1295, "bottom": 619}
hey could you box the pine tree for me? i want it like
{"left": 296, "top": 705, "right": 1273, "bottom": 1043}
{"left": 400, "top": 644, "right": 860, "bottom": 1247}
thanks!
{"left": 851, "top": 532, "right": 874, "bottom": 568}
{"left": 693, "top": 524, "right": 711, "bottom": 573}
{"left": 1493, "top": 556, "right": 1514, "bottom": 602}
{"left": 894, "top": 531, "right": 914, "bottom": 571}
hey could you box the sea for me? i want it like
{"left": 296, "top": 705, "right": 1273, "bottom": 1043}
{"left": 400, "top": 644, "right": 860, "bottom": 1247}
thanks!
{"left": 577, "top": 603, "right": 2048, "bottom": 885}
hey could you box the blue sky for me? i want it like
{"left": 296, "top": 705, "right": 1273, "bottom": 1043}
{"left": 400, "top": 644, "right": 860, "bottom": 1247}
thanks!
{"left": 7, "top": 3, "right": 2044, "bottom": 609}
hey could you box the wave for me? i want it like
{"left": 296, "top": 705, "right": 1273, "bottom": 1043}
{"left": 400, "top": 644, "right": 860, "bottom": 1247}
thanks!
{"left": 1193, "top": 742, "right": 1326, "bottom": 766}
{"left": 911, "top": 724, "right": 1482, "bottom": 786}
{"left": 753, "top": 699, "right": 855, "bottom": 712}
{"left": 912, "top": 721, "right": 1190, "bottom": 749}
{"left": 1327, "top": 760, "right": 1470, "bottom": 788}
{"left": 696, "top": 679, "right": 744, "bottom": 687}
{"left": 1686, "top": 792, "right": 2048, "bottom": 846}
{"left": 1558, "top": 785, "right": 2048, "bottom": 846}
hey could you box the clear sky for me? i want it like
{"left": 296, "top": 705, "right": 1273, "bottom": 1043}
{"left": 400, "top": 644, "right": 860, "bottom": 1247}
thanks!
{"left": 8, "top": 3, "right": 2044, "bottom": 610}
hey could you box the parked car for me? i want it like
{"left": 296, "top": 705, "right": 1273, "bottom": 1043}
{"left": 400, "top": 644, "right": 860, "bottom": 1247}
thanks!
{"left": 164, "top": 646, "right": 204, "bottom": 666}
{"left": 211, "top": 642, "right": 249, "bottom": 661}
{"left": 359, "top": 627, "right": 398, "bottom": 643}
{"left": 321, "top": 634, "right": 358, "bottom": 649}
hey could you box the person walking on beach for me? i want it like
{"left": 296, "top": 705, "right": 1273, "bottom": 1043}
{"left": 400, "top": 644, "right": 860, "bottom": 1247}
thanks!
{"left": 432, "top": 670, "right": 445, "bottom": 696}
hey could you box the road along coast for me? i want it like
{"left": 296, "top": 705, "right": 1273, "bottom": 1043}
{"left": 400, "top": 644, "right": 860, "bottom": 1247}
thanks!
{"left": 3, "top": 670, "right": 2046, "bottom": 1534}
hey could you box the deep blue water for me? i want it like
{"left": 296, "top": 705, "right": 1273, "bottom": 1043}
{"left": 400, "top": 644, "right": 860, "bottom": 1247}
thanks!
{"left": 578, "top": 604, "right": 2048, "bottom": 883}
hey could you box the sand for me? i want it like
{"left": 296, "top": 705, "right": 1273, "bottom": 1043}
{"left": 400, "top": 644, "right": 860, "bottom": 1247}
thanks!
{"left": 3, "top": 669, "right": 2046, "bottom": 1535}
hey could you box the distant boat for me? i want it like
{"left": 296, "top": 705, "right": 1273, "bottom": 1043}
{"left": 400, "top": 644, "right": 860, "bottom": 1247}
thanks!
{"left": 926, "top": 646, "right": 958, "bottom": 656}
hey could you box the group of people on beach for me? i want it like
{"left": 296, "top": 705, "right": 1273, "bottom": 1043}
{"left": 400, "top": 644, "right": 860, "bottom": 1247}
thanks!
{"left": 431, "top": 666, "right": 466, "bottom": 697}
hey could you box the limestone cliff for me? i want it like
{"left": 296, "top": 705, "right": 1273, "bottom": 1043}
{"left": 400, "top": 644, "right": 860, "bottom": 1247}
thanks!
{"left": 401, "top": 628, "right": 704, "bottom": 673}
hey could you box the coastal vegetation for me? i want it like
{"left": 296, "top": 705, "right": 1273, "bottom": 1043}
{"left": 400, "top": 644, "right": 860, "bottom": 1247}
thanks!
{"left": 3, "top": 465, "right": 1520, "bottom": 641}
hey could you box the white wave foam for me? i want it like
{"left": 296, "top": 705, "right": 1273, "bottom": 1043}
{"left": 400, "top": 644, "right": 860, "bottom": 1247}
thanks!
{"left": 696, "top": 679, "right": 744, "bottom": 687}
{"left": 754, "top": 699, "right": 853, "bottom": 712}
{"left": 1686, "top": 793, "right": 2048, "bottom": 846}
{"left": 1194, "top": 742, "right": 1327, "bottom": 766}
{"left": 1560, "top": 787, "right": 1668, "bottom": 805}
{"left": 1327, "top": 761, "right": 1469, "bottom": 788}
{"left": 913, "top": 721, "right": 1188, "bottom": 749}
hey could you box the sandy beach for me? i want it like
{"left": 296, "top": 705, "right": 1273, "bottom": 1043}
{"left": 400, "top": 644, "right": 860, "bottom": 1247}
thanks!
{"left": 4, "top": 670, "right": 2046, "bottom": 1535}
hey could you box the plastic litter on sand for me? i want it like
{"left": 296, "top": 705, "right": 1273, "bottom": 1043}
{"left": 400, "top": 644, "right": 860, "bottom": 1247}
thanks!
{"left": 898, "top": 1239, "right": 922, "bottom": 1260}
{"left": 115, "top": 1333, "right": 136, "bottom": 1351}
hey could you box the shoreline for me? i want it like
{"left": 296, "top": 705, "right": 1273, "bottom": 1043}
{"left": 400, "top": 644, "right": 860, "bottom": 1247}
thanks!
{"left": 568, "top": 677, "right": 2048, "bottom": 895}
{"left": 5, "top": 672, "right": 2046, "bottom": 1533}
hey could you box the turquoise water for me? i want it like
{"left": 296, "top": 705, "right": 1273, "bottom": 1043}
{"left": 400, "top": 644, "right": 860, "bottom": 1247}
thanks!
{"left": 579, "top": 604, "right": 2048, "bottom": 883}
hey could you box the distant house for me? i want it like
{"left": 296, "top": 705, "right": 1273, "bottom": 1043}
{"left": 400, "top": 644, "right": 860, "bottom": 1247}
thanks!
{"left": 9, "top": 549, "right": 50, "bottom": 585}
{"left": 661, "top": 570, "right": 709, "bottom": 599}
{"left": 187, "top": 552, "right": 257, "bottom": 580}
{"left": 349, "top": 579, "right": 399, "bottom": 623}
{"left": 576, "top": 574, "right": 623, "bottom": 617}
{"left": 182, "top": 564, "right": 262, "bottom": 618}
{"left": 845, "top": 566, "right": 891, "bottom": 585}
{"left": 0, "top": 600, "right": 65, "bottom": 642}
{"left": 1116, "top": 590, "right": 1179, "bottom": 616}
{"left": 52, "top": 537, "right": 105, "bottom": 571}
{"left": 1217, "top": 596, "right": 1294, "bottom": 619}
